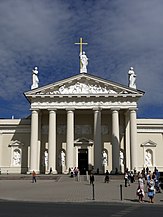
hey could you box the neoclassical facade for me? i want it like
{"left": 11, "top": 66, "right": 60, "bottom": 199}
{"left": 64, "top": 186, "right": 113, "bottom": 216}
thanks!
{"left": 0, "top": 73, "right": 163, "bottom": 174}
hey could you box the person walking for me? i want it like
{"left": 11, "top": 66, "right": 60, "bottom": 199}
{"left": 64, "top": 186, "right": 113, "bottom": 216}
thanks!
{"left": 104, "top": 170, "right": 110, "bottom": 183}
{"left": 136, "top": 174, "right": 145, "bottom": 203}
{"left": 147, "top": 175, "right": 155, "bottom": 203}
{"left": 124, "top": 171, "right": 129, "bottom": 187}
{"left": 32, "top": 170, "right": 37, "bottom": 183}
{"left": 90, "top": 173, "right": 95, "bottom": 185}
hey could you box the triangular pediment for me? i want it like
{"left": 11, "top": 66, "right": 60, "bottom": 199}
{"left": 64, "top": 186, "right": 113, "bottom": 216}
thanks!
{"left": 141, "top": 140, "right": 157, "bottom": 147}
{"left": 8, "top": 140, "right": 24, "bottom": 147}
{"left": 74, "top": 137, "right": 94, "bottom": 145}
{"left": 25, "top": 74, "right": 144, "bottom": 99}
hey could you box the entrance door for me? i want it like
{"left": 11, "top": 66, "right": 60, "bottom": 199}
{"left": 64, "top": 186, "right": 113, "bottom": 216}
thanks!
{"left": 78, "top": 149, "right": 88, "bottom": 175}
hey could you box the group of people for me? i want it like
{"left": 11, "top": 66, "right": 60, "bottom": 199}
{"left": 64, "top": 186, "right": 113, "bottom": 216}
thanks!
{"left": 69, "top": 167, "right": 80, "bottom": 178}
{"left": 124, "top": 169, "right": 135, "bottom": 187}
{"left": 136, "top": 167, "right": 161, "bottom": 203}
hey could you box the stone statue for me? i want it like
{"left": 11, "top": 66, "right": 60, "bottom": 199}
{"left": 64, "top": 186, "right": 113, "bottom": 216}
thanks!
{"left": 102, "top": 150, "right": 108, "bottom": 166}
{"left": 120, "top": 151, "right": 124, "bottom": 166}
{"left": 128, "top": 67, "right": 136, "bottom": 89}
{"left": 13, "top": 150, "right": 21, "bottom": 166}
{"left": 44, "top": 150, "right": 48, "bottom": 167}
{"left": 61, "top": 150, "right": 65, "bottom": 166}
{"left": 145, "top": 150, "right": 152, "bottom": 167}
{"left": 31, "top": 66, "right": 39, "bottom": 90}
{"left": 80, "top": 51, "right": 88, "bottom": 73}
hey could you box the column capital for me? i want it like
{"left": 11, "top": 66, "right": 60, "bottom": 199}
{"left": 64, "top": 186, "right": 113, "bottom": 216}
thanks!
{"left": 48, "top": 109, "right": 57, "bottom": 112}
{"left": 129, "top": 107, "right": 138, "bottom": 111}
{"left": 66, "top": 108, "right": 75, "bottom": 112}
{"left": 93, "top": 107, "right": 102, "bottom": 111}
{"left": 30, "top": 108, "right": 39, "bottom": 112}
{"left": 111, "top": 107, "right": 120, "bottom": 111}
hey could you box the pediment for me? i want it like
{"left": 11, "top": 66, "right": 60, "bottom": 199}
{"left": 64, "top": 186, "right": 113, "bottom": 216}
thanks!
{"left": 25, "top": 74, "right": 144, "bottom": 99}
{"left": 74, "top": 137, "right": 94, "bottom": 145}
{"left": 141, "top": 140, "right": 157, "bottom": 147}
{"left": 8, "top": 140, "right": 24, "bottom": 147}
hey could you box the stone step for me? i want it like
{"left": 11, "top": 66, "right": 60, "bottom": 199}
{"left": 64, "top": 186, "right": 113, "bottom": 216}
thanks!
{"left": 0, "top": 174, "right": 125, "bottom": 181}
{"left": 0, "top": 174, "right": 61, "bottom": 181}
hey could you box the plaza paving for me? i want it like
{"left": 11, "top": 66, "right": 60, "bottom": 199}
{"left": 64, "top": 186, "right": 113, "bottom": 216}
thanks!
{"left": 0, "top": 174, "right": 163, "bottom": 204}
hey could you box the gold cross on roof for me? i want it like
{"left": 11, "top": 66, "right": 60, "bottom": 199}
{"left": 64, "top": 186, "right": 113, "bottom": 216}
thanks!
{"left": 75, "top": 37, "right": 88, "bottom": 54}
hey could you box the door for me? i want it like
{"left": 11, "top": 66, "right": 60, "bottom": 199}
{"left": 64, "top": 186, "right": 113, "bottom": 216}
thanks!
{"left": 78, "top": 149, "right": 88, "bottom": 175}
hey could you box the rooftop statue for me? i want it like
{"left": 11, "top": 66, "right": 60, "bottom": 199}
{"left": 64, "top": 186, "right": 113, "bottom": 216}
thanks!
{"left": 80, "top": 51, "right": 88, "bottom": 73}
{"left": 75, "top": 38, "right": 88, "bottom": 74}
{"left": 128, "top": 67, "right": 136, "bottom": 89}
{"left": 31, "top": 66, "right": 39, "bottom": 90}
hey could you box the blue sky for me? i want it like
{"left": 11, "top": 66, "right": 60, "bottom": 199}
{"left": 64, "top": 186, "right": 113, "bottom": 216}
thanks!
{"left": 0, "top": 0, "right": 163, "bottom": 119}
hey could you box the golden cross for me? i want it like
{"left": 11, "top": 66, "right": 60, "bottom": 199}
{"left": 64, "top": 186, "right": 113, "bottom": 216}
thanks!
{"left": 75, "top": 37, "right": 88, "bottom": 54}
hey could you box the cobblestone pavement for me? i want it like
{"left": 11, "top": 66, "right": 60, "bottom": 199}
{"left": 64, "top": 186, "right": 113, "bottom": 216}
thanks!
{"left": 0, "top": 175, "right": 162, "bottom": 204}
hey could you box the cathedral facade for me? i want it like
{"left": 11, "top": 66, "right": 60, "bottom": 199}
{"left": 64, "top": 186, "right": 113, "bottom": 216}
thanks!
{"left": 0, "top": 72, "right": 163, "bottom": 175}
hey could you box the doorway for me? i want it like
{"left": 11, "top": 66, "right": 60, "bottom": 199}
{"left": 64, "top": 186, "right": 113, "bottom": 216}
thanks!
{"left": 78, "top": 149, "right": 88, "bottom": 175}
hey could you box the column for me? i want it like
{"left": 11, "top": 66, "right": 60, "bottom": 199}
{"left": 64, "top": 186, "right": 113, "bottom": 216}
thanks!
{"left": 112, "top": 109, "right": 120, "bottom": 173}
{"left": 94, "top": 109, "right": 102, "bottom": 173}
{"left": 66, "top": 110, "right": 74, "bottom": 172}
{"left": 48, "top": 110, "right": 57, "bottom": 174}
{"left": 37, "top": 111, "right": 42, "bottom": 173}
{"left": 29, "top": 110, "right": 39, "bottom": 173}
{"left": 88, "top": 146, "right": 92, "bottom": 171}
{"left": 130, "top": 109, "right": 137, "bottom": 170}
{"left": 0, "top": 131, "right": 2, "bottom": 167}
{"left": 125, "top": 110, "right": 131, "bottom": 170}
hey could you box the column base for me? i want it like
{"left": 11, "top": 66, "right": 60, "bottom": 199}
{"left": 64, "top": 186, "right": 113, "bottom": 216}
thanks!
{"left": 27, "top": 170, "right": 40, "bottom": 174}
{"left": 52, "top": 170, "right": 58, "bottom": 174}
{"left": 47, "top": 169, "right": 58, "bottom": 174}
{"left": 64, "top": 168, "right": 71, "bottom": 174}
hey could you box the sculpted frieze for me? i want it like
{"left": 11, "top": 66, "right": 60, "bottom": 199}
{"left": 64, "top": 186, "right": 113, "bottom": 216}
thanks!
{"left": 40, "top": 82, "right": 118, "bottom": 95}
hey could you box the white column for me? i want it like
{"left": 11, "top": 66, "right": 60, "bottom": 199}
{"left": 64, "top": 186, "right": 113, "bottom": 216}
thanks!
{"left": 112, "top": 109, "right": 120, "bottom": 173}
{"left": 37, "top": 112, "right": 42, "bottom": 173}
{"left": 29, "top": 110, "right": 39, "bottom": 173}
{"left": 0, "top": 131, "right": 2, "bottom": 167}
{"left": 88, "top": 146, "right": 92, "bottom": 171}
{"left": 94, "top": 109, "right": 102, "bottom": 173}
{"left": 125, "top": 110, "right": 131, "bottom": 170}
{"left": 66, "top": 110, "right": 74, "bottom": 172}
{"left": 75, "top": 146, "right": 78, "bottom": 168}
{"left": 130, "top": 109, "right": 137, "bottom": 171}
{"left": 48, "top": 110, "right": 57, "bottom": 174}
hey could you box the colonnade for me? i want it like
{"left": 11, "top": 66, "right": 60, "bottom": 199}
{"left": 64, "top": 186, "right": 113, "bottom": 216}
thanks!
{"left": 29, "top": 108, "right": 138, "bottom": 174}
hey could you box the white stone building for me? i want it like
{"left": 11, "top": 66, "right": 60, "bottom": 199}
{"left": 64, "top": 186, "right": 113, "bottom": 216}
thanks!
{"left": 0, "top": 71, "right": 163, "bottom": 175}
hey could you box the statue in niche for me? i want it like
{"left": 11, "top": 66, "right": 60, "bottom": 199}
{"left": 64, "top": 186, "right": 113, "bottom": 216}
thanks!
{"left": 128, "top": 67, "right": 136, "bottom": 89}
{"left": 31, "top": 66, "right": 39, "bottom": 90}
{"left": 102, "top": 150, "right": 108, "bottom": 166}
{"left": 119, "top": 151, "right": 124, "bottom": 166}
{"left": 13, "top": 150, "right": 21, "bottom": 166}
{"left": 80, "top": 51, "right": 88, "bottom": 73}
{"left": 145, "top": 150, "right": 152, "bottom": 167}
{"left": 61, "top": 150, "right": 65, "bottom": 166}
{"left": 44, "top": 150, "right": 48, "bottom": 167}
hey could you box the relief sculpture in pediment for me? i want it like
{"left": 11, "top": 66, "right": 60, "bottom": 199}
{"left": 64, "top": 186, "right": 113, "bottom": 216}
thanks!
{"left": 49, "top": 82, "right": 117, "bottom": 95}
